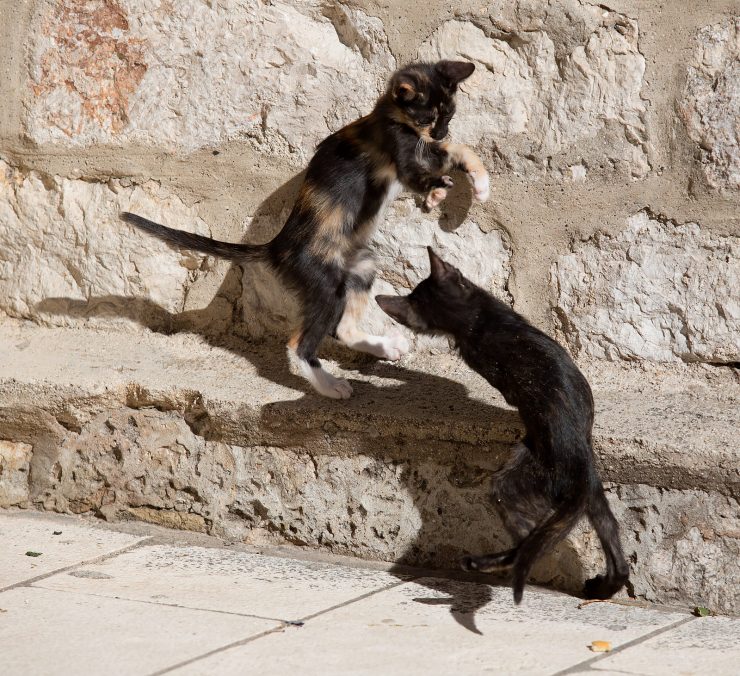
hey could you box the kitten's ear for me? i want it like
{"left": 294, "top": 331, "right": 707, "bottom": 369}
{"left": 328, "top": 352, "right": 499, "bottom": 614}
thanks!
{"left": 427, "top": 247, "right": 460, "bottom": 282}
{"left": 435, "top": 60, "right": 475, "bottom": 85}
{"left": 393, "top": 78, "right": 417, "bottom": 103}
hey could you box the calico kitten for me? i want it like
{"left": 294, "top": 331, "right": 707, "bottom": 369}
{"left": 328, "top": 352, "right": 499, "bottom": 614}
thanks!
{"left": 376, "top": 248, "right": 630, "bottom": 604}
{"left": 121, "top": 61, "right": 489, "bottom": 399}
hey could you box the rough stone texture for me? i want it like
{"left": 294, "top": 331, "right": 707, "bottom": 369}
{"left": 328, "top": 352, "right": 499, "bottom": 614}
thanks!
{"left": 418, "top": 3, "right": 648, "bottom": 178}
{"left": 238, "top": 197, "right": 511, "bottom": 344}
{"left": 0, "top": 159, "right": 209, "bottom": 327}
{"left": 608, "top": 484, "right": 740, "bottom": 614}
{"left": 552, "top": 211, "right": 740, "bottom": 363}
{"left": 0, "top": 441, "right": 32, "bottom": 507}
{"left": 679, "top": 18, "right": 740, "bottom": 192}
{"left": 26, "top": 0, "right": 394, "bottom": 160}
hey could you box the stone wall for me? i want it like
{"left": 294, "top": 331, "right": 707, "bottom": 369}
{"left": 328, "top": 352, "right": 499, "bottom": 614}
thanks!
{"left": 0, "top": 0, "right": 736, "bottom": 356}
{"left": 1, "top": 0, "right": 739, "bottom": 610}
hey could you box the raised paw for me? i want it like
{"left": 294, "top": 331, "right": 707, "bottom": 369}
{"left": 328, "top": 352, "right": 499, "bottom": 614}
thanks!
{"left": 467, "top": 169, "right": 490, "bottom": 202}
{"left": 425, "top": 187, "right": 447, "bottom": 210}
{"left": 379, "top": 334, "right": 410, "bottom": 361}
{"left": 460, "top": 549, "right": 516, "bottom": 575}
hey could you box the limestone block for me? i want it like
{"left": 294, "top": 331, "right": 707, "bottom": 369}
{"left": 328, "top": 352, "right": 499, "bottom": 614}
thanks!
{"left": 26, "top": 0, "right": 394, "bottom": 161}
{"left": 237, "top": 198, "right": 512, "bottom": 346}
{"left": 679, "top": 18, "right": 740, "bottom": 192}
{"left": 0, "top": 160, "right": 209, "bottom": 327}
{"left": 0, "top": 440, "right": 33, "bottom": 507}
{"left": 418, "top": 2, "right": 648, "bottom": 178}
{"left": 37, "top": 409, "right": 235, "bottom": 528}
{"left": 605, "top": 483, "right": 740, "bottom": 615}
{"left": 552, "top": 211, "right": 740, "bottom": 363}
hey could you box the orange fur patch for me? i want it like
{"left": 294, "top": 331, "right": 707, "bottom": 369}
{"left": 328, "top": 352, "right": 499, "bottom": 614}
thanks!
{"left": 335, "top": 289, "right": 370, "bottom": 343}
{"left": 440, "top": 142, "right": 486, "bottom": 175}
{"left": 299, "top": 183, "right": 348, "bottom": 262}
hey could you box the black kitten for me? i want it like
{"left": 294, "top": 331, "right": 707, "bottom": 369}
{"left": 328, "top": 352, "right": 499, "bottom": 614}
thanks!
{"left": 376, "top": 248, "right": 629, "bottom": 604}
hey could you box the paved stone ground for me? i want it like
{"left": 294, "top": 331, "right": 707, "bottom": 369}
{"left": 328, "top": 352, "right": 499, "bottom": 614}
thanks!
{"left": 1, "top": 510, "right": 737, "bottom": 676}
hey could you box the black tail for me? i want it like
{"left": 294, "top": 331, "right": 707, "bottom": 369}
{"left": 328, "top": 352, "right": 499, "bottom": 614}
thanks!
{"left": 511, "top": 488, "right": 587, "bottom": 604}
{"left": 121, "top": 212, "right": 267, "bottom": 262}
{"left": 583, "top": 485, "right": 630, "bottom": 599}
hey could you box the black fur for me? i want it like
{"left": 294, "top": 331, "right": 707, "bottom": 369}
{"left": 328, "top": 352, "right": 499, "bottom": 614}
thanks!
{"left": 121, "top": 61, "right": 487, "bottom": 399}
{"left": 376, "top": 248, "right": 630, "bottom": 604}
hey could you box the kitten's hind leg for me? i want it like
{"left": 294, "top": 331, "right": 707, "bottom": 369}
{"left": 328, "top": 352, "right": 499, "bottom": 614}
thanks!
{"left": 583, "top": 483, "right": 630, "bottom": 599}
{"left": 335, "top": 251, "right": 410, "bottom": 361}
{"left": 289, "top": 298, "right": 353, "bottom": 400}
{"left": 461, "top": 442, "right": 551, "bottom": 577}
{"left": 461, "top": 548, "right": 517, "bottom": 574}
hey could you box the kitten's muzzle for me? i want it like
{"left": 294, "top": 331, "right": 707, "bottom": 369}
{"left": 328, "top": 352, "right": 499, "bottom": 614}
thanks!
{"left": 376, "top": 294, "right": 428, "bottom": 331}
{"left": 432, "top": 122, "right": 449, "bottom": 140}
{"left": 375, "top": 294, "right": 411, "bottom": 325}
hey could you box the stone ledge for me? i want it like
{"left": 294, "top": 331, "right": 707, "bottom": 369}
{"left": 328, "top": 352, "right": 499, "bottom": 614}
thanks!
{"left": 0, "top": 322, "right": 736, "bottom": 496}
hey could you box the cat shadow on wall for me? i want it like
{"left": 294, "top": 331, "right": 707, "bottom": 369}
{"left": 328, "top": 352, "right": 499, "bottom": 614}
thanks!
{"left": 35, "top": 170, "right": 586, "bottom": 632}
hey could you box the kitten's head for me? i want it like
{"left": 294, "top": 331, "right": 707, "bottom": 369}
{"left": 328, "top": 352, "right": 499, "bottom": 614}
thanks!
{"left": 376, "top": 248, "right": 477, "bottom": 335}
{"left": 387, "top": 61, "right": 475, "bottom": 140}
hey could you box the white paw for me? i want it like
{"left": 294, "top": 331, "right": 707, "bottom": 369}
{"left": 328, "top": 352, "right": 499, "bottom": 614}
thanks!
{"left": 314, "top": 370, "right": 353, "bottom": 399}
{"left": 469, "top": 170, "right": 490, "bottom": 202}
{"left": 425, "top": 187, "right": 448, "bottom": 209}
{"left": 379, "top": 334, "right": 410, "bottom": 361}
{"left": 295, "top": 356, "right": 354, "bottom": 399}
{"left": 323, "top": 375, "right": 353, "bottom": 399}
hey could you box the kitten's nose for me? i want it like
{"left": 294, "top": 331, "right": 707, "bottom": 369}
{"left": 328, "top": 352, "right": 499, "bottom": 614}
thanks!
{"left": 433, "top": 126, "right": 449, "bottom": 141}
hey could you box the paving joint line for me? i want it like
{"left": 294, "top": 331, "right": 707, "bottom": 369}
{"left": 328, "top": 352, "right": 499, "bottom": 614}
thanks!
{"left": 550, "top": 615, "right": 697, "bottom": 676}
{"left": 27, "top": 584, "right": 292, "bottom": 624}
{"left": 150, "top": 579, "right": 413, "bottom": 675}
{"left": 0, "top": 536, "right": 156, "bottom": 594}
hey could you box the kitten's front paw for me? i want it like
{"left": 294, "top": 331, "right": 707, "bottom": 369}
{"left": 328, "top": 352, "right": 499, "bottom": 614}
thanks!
{"left": 380, "top": 334, "right": 410, "bottom": 361}
{"left": 424, "top": 176, "right": 453, "bottom": 210}
{"left": 425, "top": 187, "right": 447, "bottom": 210}
{"left": 468, "top": 169, "right": 490, "bottom": 202}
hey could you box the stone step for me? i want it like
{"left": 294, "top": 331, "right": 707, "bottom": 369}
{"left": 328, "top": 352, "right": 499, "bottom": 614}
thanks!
{"left": 0, "top": 321, "right": 738, "bottom": 614}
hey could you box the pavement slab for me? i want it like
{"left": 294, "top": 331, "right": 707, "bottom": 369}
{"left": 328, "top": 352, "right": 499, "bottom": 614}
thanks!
{"left": 0, "top": 586, "right": 277, "bottom": 676}
{"left": 0, "top": 512, "right": 145, "bottom": 589}
{"left": 588, "top": 615, "right": 740, "bottom": 676}
{"left": 170, "top": 578, "right": 689, "bottom": 676}
{"left": 33, "top": 543, "right": 404, "bottom": 621}
{"left": 1, "top": 511, "right": 738, "bottom": 676}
